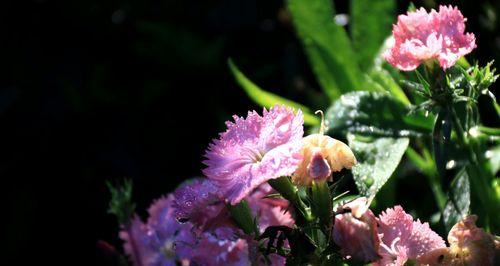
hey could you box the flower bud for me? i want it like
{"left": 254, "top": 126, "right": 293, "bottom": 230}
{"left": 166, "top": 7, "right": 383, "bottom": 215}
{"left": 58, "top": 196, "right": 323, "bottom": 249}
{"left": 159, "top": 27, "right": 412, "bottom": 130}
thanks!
{"left": 332, "top": 197, "right": 380, "bottom": 262}
{"left": 292, "top": 133, "right": 356, "bottom": 186}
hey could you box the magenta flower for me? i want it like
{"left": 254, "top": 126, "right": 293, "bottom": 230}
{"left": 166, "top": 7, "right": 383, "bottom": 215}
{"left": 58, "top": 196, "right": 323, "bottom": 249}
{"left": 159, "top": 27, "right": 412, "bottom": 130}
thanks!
{"left": 384, "top": 5, "right": 476, "bottom": 71}
{"left": 172, "top": 179, "right": 228, "bottom": 229}
{"left": 120, "top": 195, "right": 190, "bottom": 266}
{"left": 333, "top": 197, "right": 380, "bottom": 262}
{"left": 175, "top": 226, "right": 250, "bottom": 266}
{"left": 374, "top": 206, "right": 446, "bottom": 266}
{"left": 121, "top": 179, "right": 292, "bottom": 266}
{"left": 203, "top": 105, "right": 304, "bottom": 205}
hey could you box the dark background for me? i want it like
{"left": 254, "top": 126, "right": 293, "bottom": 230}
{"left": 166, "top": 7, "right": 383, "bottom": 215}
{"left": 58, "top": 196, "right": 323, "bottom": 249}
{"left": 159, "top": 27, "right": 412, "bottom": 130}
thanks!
{"left": 1, "top": 0, "right": 497, "bottom": 264}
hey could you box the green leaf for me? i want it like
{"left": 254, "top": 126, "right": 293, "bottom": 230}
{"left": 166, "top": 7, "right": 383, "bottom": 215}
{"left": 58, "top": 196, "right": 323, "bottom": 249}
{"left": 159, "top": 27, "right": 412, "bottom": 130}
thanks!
{"left": 228, "top": 59, "right": 319, "bottom": 126}
{"left": 310, "top": 181, "right": 332, "bottom": 231}
{"left": 351, "top": 0, "right": 395, "bottom": 71}
{"left": 348, "top": 134, "right": 409, "bottom": 198}
{"left": 107, "top": 179, "right": 136, "bottom": 225}
{"left": 368, "top": 68, "right": 410, "bottom": 105}
{"left": 288, "top": 0, "right": 364, "bottom": 101}
{"left": 325, "top": 91, "right": 432, "bottom": 138}
{"left": 227, "top": 200, "right": 259, "bottom": 235}
{"left": 269, "top": 176, "right": 314, "bottom": 222}
{"left": 433, "top": 109, "right": 453, "bottom": 177}
{"left": 443, "top": 168, "right": 470, "bottom": 231}
{"left": 486, "top": 144, "right": 500, "bottom": 175}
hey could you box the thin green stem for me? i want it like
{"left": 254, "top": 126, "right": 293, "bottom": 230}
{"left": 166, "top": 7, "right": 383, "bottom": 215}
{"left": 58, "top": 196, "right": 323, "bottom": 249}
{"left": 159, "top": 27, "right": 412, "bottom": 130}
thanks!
{"left": 450, "top": 107, "right": 499, "bottom": 231}
{"left": 268, "top": 177, "right": 314, "bottom": 222}
{"left": 478, "top": 126, "right": 500, "bottom": 136}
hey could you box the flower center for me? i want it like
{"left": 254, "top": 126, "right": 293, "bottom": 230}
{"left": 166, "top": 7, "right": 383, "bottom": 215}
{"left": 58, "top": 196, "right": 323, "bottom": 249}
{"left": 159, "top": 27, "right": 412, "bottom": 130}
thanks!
{"left": 161, "top": 239, "right": 176, "bottom": 258}
{"left": 380, "top": 236, "right": 401, "bottom": 258}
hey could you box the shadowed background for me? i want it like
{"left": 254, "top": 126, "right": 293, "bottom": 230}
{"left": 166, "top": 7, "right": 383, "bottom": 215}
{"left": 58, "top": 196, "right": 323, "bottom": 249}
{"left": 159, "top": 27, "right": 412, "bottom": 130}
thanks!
{"left": 0, "top": 0, "right": 498, "bottom": 264}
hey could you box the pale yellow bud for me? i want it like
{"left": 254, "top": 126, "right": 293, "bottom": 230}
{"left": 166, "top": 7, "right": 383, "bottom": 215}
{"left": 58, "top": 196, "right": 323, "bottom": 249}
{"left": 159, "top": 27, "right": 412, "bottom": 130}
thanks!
{"left": 292, "top": 133, "right": 357, "bottom": 186}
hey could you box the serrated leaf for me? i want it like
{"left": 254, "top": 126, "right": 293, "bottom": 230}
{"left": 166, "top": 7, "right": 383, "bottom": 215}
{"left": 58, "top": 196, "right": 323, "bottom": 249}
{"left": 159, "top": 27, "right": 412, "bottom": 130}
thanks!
{"left": 348, "top": 134, "right": 409, "bottom": 198}
{"left": 351, "top": 0, "right": 395, "bottom": 71}
{"left": 228, "top": 59, "right": 319, "bottom": 126}
{"left": 288, "top": 0, "right": 364, "bottom": 101}
{"left": 326, "top": 91, "right": 432, "bottom": 138}
{"left": 443, "top": 168, "right": 470, "bottom": 231}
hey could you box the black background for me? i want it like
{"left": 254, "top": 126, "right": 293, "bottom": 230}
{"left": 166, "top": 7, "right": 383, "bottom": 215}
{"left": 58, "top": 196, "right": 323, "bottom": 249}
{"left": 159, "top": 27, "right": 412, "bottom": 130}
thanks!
{"left": 1, "top": 0, "right": 498, "bottom": 264}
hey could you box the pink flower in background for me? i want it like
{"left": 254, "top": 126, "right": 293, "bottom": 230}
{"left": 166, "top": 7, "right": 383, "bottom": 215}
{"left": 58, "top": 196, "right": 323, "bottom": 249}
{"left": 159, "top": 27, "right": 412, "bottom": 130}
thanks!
{"left": 120, "top": 195, "right": 190, "bottom": 266}
{"left": 121, "top": 179, "right": 293, "bottom": 266}
{"left": 374, "top": 206, "right": 445, "bottom": 266}
{"left": 384, "top": 5, "right": 476, "bottom": 71}
{"left": 172, "top": 179, "right": 228, "bottom": 229}
{"left": 176, "top": 226, "right": 250, "bottom": 266}
{"left": 416, "top": 215, "right": 497, "bottom": 265}
{"left": 333, "top": 197, "right": 380, "bottom": 262}
{"left": 246, "top": 183, "right": 294, "bottom": 232}
{"left": 204, "top": 105, "right": 304, "bottom": 205}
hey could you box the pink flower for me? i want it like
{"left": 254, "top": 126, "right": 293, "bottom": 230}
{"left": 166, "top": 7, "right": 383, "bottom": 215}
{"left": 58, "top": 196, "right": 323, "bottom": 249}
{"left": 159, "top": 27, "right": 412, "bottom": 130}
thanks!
{"left": 333, "top": 197, "right": 380, "bottom": 262}
{"left": 204, "top": 105, "right": 304, "bottom": 205}
{"left": 246, "top": 183, "right": 294, "bottom": 232}
{"left": 417, "top": 215, "right": 497, "bottom": 265}
{"left": 176, "top": 227, "right": 250, "bottom": 266}
{"left": 384, "top": 5, "right": 476, "bottom": 71}
{"left": 172, "top": 179, "right": 228, "bottom": 229}
{"left": 374, "top": 206, "right": 446, "bottom": 266}
{"left": 120, "top": 195, "right": 190, "bottom": 266}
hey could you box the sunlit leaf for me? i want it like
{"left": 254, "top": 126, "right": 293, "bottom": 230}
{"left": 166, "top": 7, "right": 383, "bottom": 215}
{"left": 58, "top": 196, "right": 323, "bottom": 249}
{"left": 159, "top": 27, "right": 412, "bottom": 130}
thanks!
{"left": 443, "top": 168, "right": 470, "bottom": 231}
{"left": 288, "top": 0, "right": 364, "bottom": 101}
{"left": 228, "top": 59, "right": 319, "bottom": 126}
{"left": 351, "top": 0, "right": 395, "bottom": 71}
{"left": 486, "top": 144, "right": 500, "bottom": 175}
{"left": 348, "top": 134, "right": 409, "bottom": 198}
{"left": 326, "top": 91, "right": 432, "bottom": 137}
{"left": 433, "top": 109, "right": 453, "bottom": 177}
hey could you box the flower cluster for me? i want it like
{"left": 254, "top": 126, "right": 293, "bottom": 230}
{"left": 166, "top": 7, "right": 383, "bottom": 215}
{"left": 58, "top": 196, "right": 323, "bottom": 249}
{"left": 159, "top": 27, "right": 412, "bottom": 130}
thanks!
{"left": 333, "top": 199, "right": 498, "bottom": 265}
{"left": 103, "top": 3, "right": 500, "bottom": 265}
{"left": 120, "top": 106, "right": 301, "bottom": 266}
{"left": 116, "top": 103, "right": 498, "bottom": 265}
{"left": 120, "top": 179, "right": 292, "bottom": 266}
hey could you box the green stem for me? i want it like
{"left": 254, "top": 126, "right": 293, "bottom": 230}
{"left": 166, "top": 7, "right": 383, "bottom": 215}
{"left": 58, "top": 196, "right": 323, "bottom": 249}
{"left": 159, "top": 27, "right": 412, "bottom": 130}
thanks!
{"left": 311, "top": 181, "right": 333, "bottom": 233}
{"left": 406, "top": 147, "right": 446, "bottom": 210}
{"left": 478, "top": 126, "right": 500, "bottom": 136}
{"left": 268, "top": 177, "right": 314, "bottom": 222}
{"left": 450, "top": 107, "right": 499, "bottom": 231}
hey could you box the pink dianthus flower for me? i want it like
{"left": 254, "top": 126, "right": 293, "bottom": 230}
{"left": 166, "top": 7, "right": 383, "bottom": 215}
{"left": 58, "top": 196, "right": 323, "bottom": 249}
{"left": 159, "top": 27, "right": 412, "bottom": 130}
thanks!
{"left": 203, "top": 105, "right": 304, "bottom": 205}
{"left": 172, "top": 179, "right": 228, "bottom": 229}
{"left": 120, "top": 195, "right": 190, "bottom": 266}
{"left": 374, "top": 206, "right": 446, "bottom": 266}
{"left": 384, "top": 5, "right": 476, "bottom": 71}
{"left": 333, "top": 197, "right": 380, "bottom": 262}
{"left": 417, "top": 215, "right": 498, "bottom": 265}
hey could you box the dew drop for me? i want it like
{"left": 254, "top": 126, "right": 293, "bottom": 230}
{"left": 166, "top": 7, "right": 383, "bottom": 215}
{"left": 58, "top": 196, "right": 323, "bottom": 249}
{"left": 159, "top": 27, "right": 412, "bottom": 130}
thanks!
{"left": 364, "top": 177, "right": 374, "bottom": 187}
